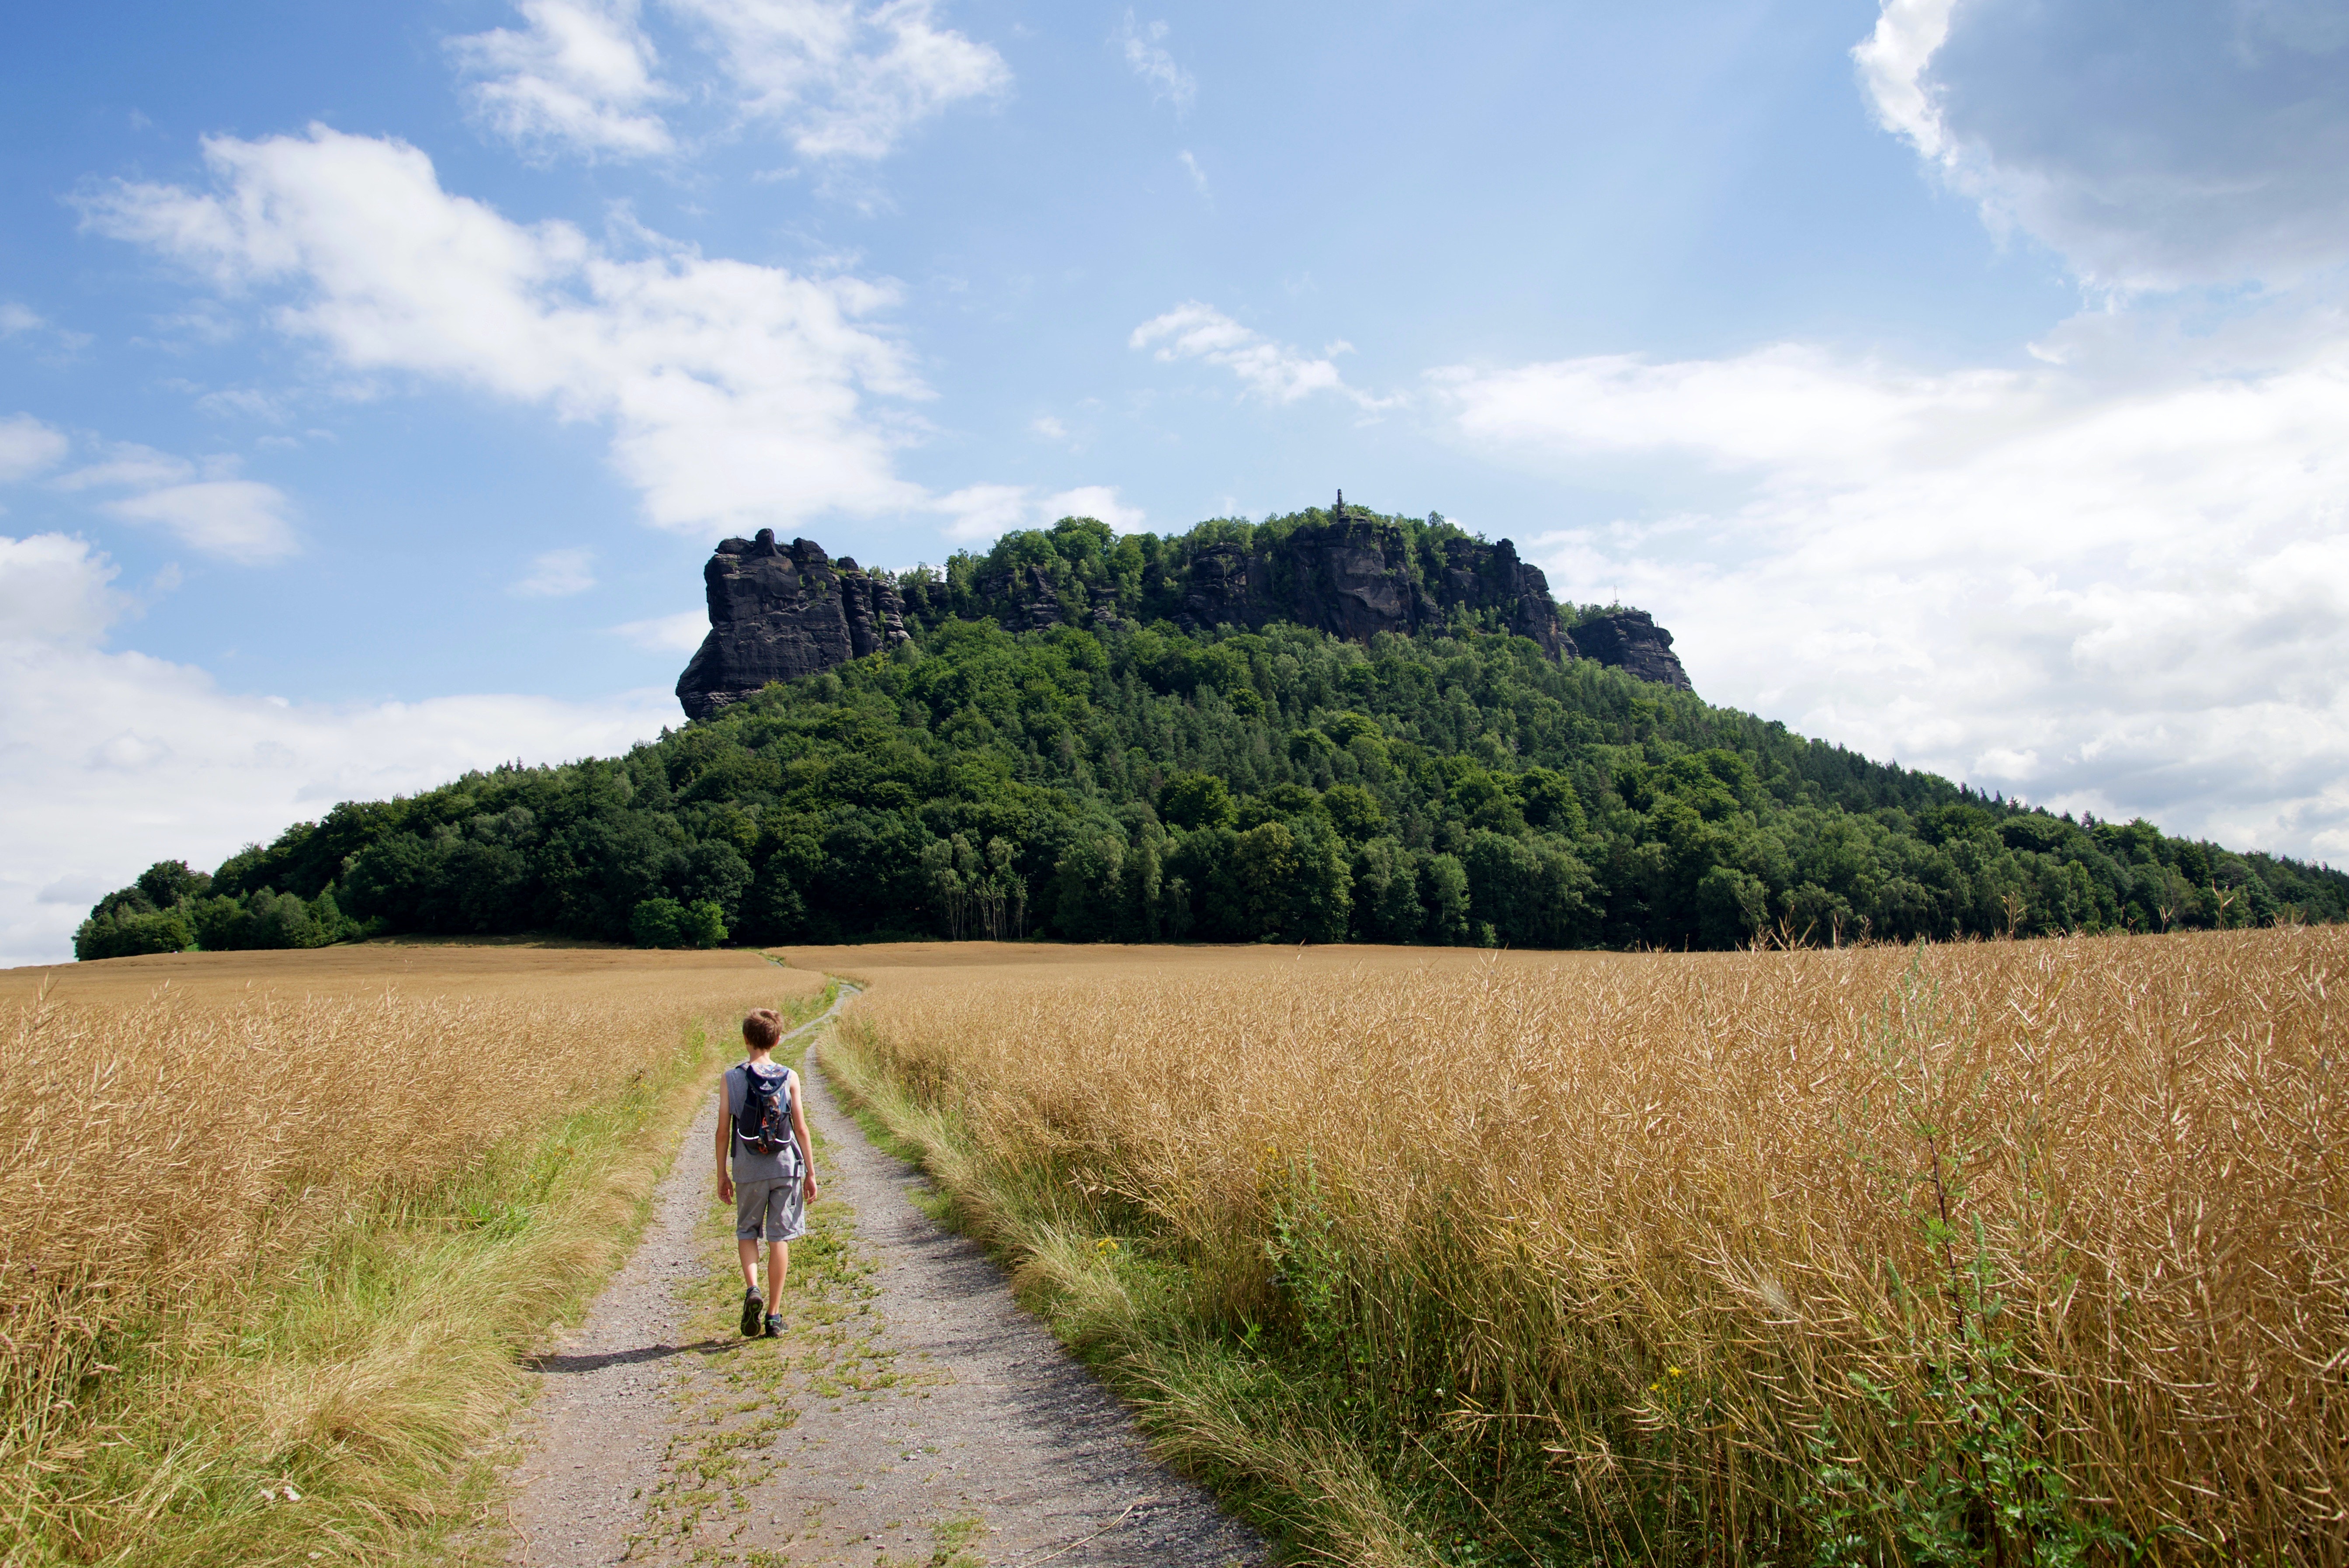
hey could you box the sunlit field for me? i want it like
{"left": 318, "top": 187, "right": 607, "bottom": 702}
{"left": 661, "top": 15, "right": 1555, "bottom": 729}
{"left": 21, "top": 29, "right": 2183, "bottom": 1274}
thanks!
{"left": 820, "top": 930, "right": 2347, "bottom": 1566}
{"left": 0, "top": 940, "right": 822, "bottom": 1566}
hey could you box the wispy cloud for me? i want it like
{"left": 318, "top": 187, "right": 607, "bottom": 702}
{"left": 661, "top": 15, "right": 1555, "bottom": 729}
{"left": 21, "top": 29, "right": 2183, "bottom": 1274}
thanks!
{"left": 449, "top": 0, "right": 1009, "bottom": 165}
{"left": 450, "top": 0, "right": 675, "bottom": 159}
{"left": 0, "top": 303, "right": 93, "bottom": 356}
{"left": 1177, "top": 149, "right": 1208, "bottom": 196}
{"left": 668, "top": 0, "right": 1010, "bottom": 160}
{"left": 611, "top": 608, "right": 708, "bottom": 650}
{"left": 45, "top": 439, "right": 298, "bottom": 562}
{"left": 107, "top": 481, "right": 297, "bottom": 564}
{"left": 933, "top": 481, "right": 1142, "bottom": 542}
{"left": 191, "top": 385, "right": 294, "bottom": 422}
{"left": 0, "top": 415, "right": 69, "bottom": 482}
{"left": 517, "top": 546, "right": 598, "bottom": 597}
{"left": 1115, "top": 11, "right": 1194, "bottom": 112}
{"left": 1130, "top": 302, "right": 1387, "bottom": 408}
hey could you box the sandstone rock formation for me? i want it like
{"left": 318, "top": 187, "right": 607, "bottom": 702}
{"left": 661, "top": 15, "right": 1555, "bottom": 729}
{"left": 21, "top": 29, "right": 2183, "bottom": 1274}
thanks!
{"left": 675, "top": 529, "right": 908, "bottom": 720}
{"left": 1570, "top": 609, "right": 1692, "bottom": 690}
{"left": 1160, "top": 509, "right": 1579, "bottom": 657}
{"left": 675, "top": 503, "right": 1692, "bottom": 719}
{"left": 1157, "top": 498, "right": 1575, "bottom": 657}
{"left": 1430, "top": 534, "right": 1573, "bottom": 659}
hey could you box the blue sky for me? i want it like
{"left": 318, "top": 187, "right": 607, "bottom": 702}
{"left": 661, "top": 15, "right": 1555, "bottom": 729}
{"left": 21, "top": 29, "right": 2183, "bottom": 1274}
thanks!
{"left": 4, "top": 0, "right": 2347, "bottom": 962}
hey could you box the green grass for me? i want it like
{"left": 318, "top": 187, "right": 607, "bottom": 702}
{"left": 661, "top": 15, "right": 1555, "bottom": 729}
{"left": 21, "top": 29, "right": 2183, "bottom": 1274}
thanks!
{"left": 7, "top": 989, "right": 830, "bottom": 1568}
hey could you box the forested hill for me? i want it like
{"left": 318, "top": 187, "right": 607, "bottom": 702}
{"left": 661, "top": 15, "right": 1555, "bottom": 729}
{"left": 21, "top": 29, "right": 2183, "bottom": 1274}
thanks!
{"left": 75, "top": 559, "right": 2347, "bottom": 957}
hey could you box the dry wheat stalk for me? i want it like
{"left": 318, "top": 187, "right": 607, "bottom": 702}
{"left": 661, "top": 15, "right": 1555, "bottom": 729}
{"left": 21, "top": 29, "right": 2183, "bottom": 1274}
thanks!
{"left": 850, "top": 931, "right": 2347, "bottom": 1562}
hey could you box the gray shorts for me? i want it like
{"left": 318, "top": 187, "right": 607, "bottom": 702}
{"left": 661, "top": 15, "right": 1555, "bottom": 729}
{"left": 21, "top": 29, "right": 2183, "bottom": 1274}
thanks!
{"left": 735, "top": 1175, "right": 807, "bottom": 1242}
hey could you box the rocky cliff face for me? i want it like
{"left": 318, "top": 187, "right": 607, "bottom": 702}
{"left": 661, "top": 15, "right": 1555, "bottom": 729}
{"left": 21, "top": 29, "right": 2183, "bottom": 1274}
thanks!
{"left": 1001, "top": 513, "right": 1576, "bottom": 657}
{"left": 675, "top": 509, "right": 1691, "bottom": 718}
{"left": 675, "top": 529, "right": 909, "bottom": 720}
{"left": 1430, "top": 534, "right": 1573, "bottom": 659}
{"left": 1570, "top": 609, "right": 1691, "bottom": 690}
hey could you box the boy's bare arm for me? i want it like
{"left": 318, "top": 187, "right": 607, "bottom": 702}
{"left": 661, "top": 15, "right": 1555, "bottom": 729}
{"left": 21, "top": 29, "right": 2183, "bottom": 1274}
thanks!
{"left": 790, "top": 1079, "right": 819, "bottom": 1199}
{"left": 714, "top": 1085, "right": 734, "bottom": 1200}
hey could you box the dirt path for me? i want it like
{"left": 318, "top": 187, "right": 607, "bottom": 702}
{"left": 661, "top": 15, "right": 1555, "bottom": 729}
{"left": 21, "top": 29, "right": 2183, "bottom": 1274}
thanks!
{"left": 500, "top": 989, "right": 1262, "bottom": 1568}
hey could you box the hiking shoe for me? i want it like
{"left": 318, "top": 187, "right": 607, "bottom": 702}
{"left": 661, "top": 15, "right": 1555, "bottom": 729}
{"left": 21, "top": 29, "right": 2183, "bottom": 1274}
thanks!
{"left": 763, "top": 1312, "right": 782, "bottom": 1339}
{"left": 740, "top": 1288, "right": 764, "bottom": 1338}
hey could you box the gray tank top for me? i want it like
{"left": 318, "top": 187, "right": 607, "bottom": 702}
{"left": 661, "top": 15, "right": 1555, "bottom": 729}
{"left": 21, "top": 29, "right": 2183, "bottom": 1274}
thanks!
{"left": 724, "top": 1062, "right": 802, "bottom": 1181}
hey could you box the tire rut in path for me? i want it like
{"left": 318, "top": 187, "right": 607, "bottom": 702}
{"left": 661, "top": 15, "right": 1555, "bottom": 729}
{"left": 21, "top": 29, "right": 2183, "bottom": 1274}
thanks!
{"left": 500, "top": 992, "right": 1263, "bottom": 1568}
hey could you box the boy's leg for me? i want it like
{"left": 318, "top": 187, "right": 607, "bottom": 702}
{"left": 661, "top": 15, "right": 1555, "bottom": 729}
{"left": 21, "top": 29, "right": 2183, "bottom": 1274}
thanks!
{"left": 761, "top": 1239, "right": 790, "bottom": 1337}
{"left": 737, "top": 1231, "right": 767, "bottom": 1337}
{"left": 734, "top": 1174, "right": 765, "bottom": 1289}
{"left": 735, "top": 1178, "right": 768, "bottom": 1337}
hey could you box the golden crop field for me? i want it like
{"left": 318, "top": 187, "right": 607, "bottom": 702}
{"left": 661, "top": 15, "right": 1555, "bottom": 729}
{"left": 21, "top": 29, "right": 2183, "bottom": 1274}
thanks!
{"left": 0, "top": 940, "right": 822, "bottom": 1566}
{"left": 822, "top": 929, "right": 2348, "bottom": 1566}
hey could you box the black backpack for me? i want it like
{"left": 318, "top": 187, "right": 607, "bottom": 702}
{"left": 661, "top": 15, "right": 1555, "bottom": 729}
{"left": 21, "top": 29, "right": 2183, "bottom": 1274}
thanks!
{"left": 734, "top": 1064, "right": 793, "bottom": 1156}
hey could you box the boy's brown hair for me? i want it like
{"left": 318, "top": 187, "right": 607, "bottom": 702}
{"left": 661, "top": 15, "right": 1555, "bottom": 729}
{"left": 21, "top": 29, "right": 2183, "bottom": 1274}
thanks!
{"left": 743, "top": 1009, "right": 783, "bottom": 1051}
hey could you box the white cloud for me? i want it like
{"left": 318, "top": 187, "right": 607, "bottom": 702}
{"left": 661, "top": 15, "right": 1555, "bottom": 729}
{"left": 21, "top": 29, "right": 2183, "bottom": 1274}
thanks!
{"left": 1854, "top": 0, "right": 2349, "bottom": 291}
{"left": 54, "top": 443, "right": 194, "bottom": 494}
{"left": 1131, "top": 301, "right": 1385, "bottom": 407}
{"left": 451, "top": 0, "right": 675, "bottom": 159}
{"left": 52, "top": 443, "right": 298, "bottom": 562}
{"left": 1177, "top": 149, "right": 1208, "bottom": 196}
{"left": 1851, "top": 0, "right": 1955, "bottom": 160}
{"left": 0, "top": 533, "right": 127, "bottom": 647}
{"left": 193, "top": 386, "right": 293, "bottom": 421}
{"left": 932, "top": 481, "right": 1143, "bottom": 543}
{"left": 1029, "top": 414, "right": 1067, "bottom": 441}
{"left": 611, "top": 608, "right": 708, "bottom": 649}
{"left": 517, "top": 546, "right": 598, "bottom": 596}
{"left": 1115, "top": 11, "right": 1194, "bottom": 112}
{"left": 0, "top": 415, "right": 68, "bottom": 482}
{"left": 107, "top": 481, "right": 298, "bottom": 563}
{"left": 0, "top": 533, "right": 676, "bottom": 968}
{"left": 0, "top": 305, "right": 90, "bottom": 355}
{"left": 83, "top": 124, "right": 927, "bottom": 534}
{"left": 1439, "top": 345, "right": 2031, "bottom": 481}
{"left": 1045, "top": 485, "right": 1143, "bottom": 531}
{"left": 934, "top": 481, "right": 1034, "bottom": 541}
{"left": 669, "top": 0, "right": 1010, "bottom": 160}
{"left": 1438, "top": 319, "right": 2349, "bottom": 861}
{"left": 1736, "top": 1, "right": 2349, "bottom": 854}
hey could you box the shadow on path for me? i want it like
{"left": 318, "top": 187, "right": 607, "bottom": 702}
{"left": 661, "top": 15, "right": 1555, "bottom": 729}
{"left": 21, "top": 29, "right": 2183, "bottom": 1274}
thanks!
{"left": 522, "top": 1339, "right": 732, "bottom": 1374}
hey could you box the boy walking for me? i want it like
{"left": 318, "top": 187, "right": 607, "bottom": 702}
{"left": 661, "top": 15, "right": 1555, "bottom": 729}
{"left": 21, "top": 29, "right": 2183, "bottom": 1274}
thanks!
{"left": 715, "top": 1008, "right": 820, "bottom": 1338}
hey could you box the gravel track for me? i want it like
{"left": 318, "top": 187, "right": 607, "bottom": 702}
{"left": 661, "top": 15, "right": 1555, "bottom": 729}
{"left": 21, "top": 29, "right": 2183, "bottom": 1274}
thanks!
{"left": 499, "top": 988, "right": 1262, "bottom": 1568}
